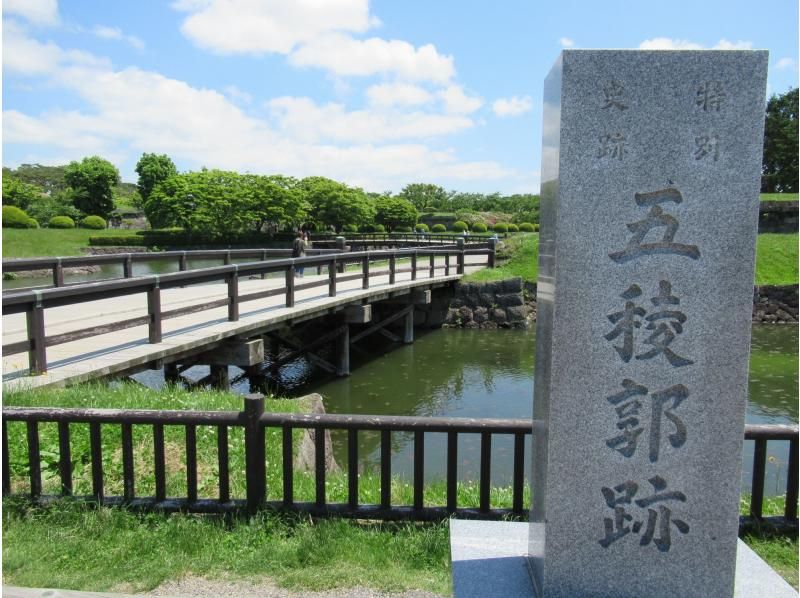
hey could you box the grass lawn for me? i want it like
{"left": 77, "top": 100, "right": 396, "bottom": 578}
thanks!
{"left": 755, "top": 233, "right": 799, "bottom": 285}
{"left": 2, "top": 383, "right": 797, "bottom": 593}
{"left": 761, "top": 193, "right": 799, "bottom": 202}
{"left": 2, "top": 228, "right": 137, "bottom": 258}
{"left": 464, "top": 233, "right": 538, "bottom": 283}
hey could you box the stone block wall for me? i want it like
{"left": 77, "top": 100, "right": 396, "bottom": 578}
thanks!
{"left": 443, "top": 278, "right": 535, "bottom": 329}
{"left": 753, "top": 285, "right": 798, "bottom": 323}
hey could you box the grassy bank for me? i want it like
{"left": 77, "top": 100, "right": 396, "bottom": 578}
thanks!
{"left": 3, "top": 383, "right": 797, "bottom": 592}
{"left": 464, "top": 233, "right": 538, "bottom": 283}
{"left": 761, "top": 193, "right": 799, "bottom": 202}
{"left": 2, "top": 228, "right": 136, "bottom": 258}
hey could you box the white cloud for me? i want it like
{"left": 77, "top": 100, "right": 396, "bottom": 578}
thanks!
{"left": 267, "top": 96, "right": 474, "bottom": 143}
{"left": 2, "top": 0, "right": 58, "bottom": 26}
{"left": 437, "top": 85, "right": 482, "bottom": 114}
{"left": 224, "top": 85, "right": 253, "bottom": 105}
{"left": 367, "top": 82, "right": 433, "bottom": 107}
{"left": 559, "top": 37, "right": 574, "bottom": 48}
{"left": 638, "top": 37, "right": 753, "bottom": 50}
{"left": 174, "top": 0, "right": 374, "bottom": 55}
{"left": 92, "top": 25, "right": 145, "bottom": 50}
{"left": 776, "top": 57, "right": 796, "bottom": 70}
{"left": 492, "top": 96, "right": 533, "bottom": 118}
{"left": 289, "top": 33, "right": 455, "bottom": 83}
{"left": 4, "top": 28, "right": 509, "bottom": 192}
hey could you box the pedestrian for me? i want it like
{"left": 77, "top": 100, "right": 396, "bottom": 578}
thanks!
{"left": 292, "top": 231, "right": 307, "bottom": 277}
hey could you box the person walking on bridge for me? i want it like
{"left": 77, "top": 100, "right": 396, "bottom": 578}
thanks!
{"left": 292, "top": 231, "right": 307, "bottom": 277}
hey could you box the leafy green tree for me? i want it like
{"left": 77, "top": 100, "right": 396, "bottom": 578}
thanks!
{"left": 397, "top": 183, "right": 449, "bottom": 211}
{"left": 3, "top": 164, "right": 68, "bottom": 194}
{"left": 245, "top": 174, "right": 307, "bottom": 232}
{"left": 299, "top": 176, "right": 375, "bottom": 232}
{"left": 64, "top": 156, "right": 120, "bottom": 217}
{"left": 2, "top": 177, "right": 43, "bottom": 211}
{"left": 135, "top": 153, "right": 178, "bottom": 203}
{"left": 375, "top": 196, "right": 418, "bottom": 231}
{"left": 26, "top": 191, "right": 81, "bottom": 223}
{"left": 762, "top": 88, "right": 798, "bottom": 193}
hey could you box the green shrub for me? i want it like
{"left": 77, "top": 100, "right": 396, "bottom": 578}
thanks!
{"left": 89, "top": 236, "right": 147, "bottom": 246}
{"left": 415, "top": 223, "right": 430, "bottom": 232}
{"left": 471, "top": 222, "right": 488, "bottom": 233}
{"left": 394, "top": 226, "right": 413, "bottom": 233}
{"left": 518, "top": 222, "right": 535, "bottom": 232}
{"left": 507, "top": 223, "right": 519, "bottom": 233}
{"left": 534, "top": 223, "right": 540, "bottom": 231}
{"left": 81, "top": 215, "right": 107, "bottom": 229}
{"left": 2, "top": 205, "right": 32, "bottom": 228}
{"left": 49, "top": 216, "right": 76, "bottom": 229}
{"left": 493, "top": 223, "right": 509, "bottom": 233}
{"left": 25, "top": 218, "right": 39, "bottom": 228}
{"left": 342, "top": 224, "right": 358, "bottom": 233}
{"left": 374, "top": 224, "right": 385, "bottom": 233}
{"left": 452, "top": 220, "right": 468, "bottom": 232}
{"left": 431, "top": 223, "right": 446, "bottom": 233}
{"left": 359, "top": 223, "right": 385, "bottom": 233}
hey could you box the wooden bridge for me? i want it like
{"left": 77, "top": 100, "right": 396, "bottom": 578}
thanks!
{"left": 2, "top": 244, "right": 493, "bottom": 391}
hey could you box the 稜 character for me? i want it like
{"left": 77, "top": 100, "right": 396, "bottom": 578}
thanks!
{"left": 695, "top": 81, "right": 726, "bottom": 112}
{"left": 599, "top": 475, "right": 690, "bottom": 552}
{"left": 605, "top": 379, "right": 688, "bottom": 462}
{"left": 608, "top": 187, "right": 700, "bottom": 264}
{"left": 604, "top": 280, "right": 694, "bottom": 367}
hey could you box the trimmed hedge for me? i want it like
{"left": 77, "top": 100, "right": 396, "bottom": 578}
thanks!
{"left": 431, "top": 224, "right": 446, "bottom": 232}
{"left": 89, "top": 236, "right": 147, "bottom": 246}
{"left": 507, "top": 223, "right": 519, "bottom": 233}
{"left": 394, "top": 226, "right": 413, "bottom": 233}
{"left": 81, "top": 215, "right": 107, "bottom": 229}
{"left": 49, "top": 216, "right": 76, "bottom": 229}
{"left": 415, "top": 223, "right": 430, "bottom": 232}
{"left": 493, "top": 223, "right": 509, "bottom": 233}
{"left": 518, "top": 222, "right": 535, "bottom": 232}
{"left": 452, "top": 220, "right": 468, "bottom": 232}
{"left": 2, "top": 205, "right": 32, "bottom": 228}
{"left": 470, "top": 222, "right": 488, "bottom": 233}
{"left": 25, "top": 218, "right": 39, "bottom": 228}
{"left": 342, "top": 224, "right": 358, "bottom": 233}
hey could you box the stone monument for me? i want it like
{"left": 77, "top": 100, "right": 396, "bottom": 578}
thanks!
{"left": 530, "top": 50, "right": 768, "bottom": 597}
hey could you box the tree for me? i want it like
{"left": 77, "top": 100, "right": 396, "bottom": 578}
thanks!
{"left": 299, "top": 176, "right": 375, "bottom": 232}
{"left": 762, "top": 88, "right": 798, "bottom": 193}
{"left": 64, "top": 156, "right": 120, "bottom": 217}
{"left": 397, "top": 183, "right": 449, "bottom": 211}
{"left": 244, "top": 174, "right": 307, "bottom": 232}
{"left": 135, "top": 153, "right": 178, "bottom": 203}
{"left": 375, "top": 196, "right": 418, "bottom": 231}
{"left": 2, "top": 177, "right": 44, "bottom": 211}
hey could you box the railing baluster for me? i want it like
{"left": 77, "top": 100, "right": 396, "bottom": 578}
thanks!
{"left": 123, "top": 255, "right": 133, "bottom": 278}
{"left": 513, "top": 432, "right": 525, "bottom": 515}
{"left": 362, "top": 255, "right": 370, "bottom": 289}
{"left": 244, "top": 394, "right": 266, "bottom": 512}
{"left": 413, "top": 430, "right": 424, "bottom": 511}
{"left": 282, "top": 426, "right": 293, "bottom": 507}
{"left": 411, "top": 253, "right": 417, "bottom": 280}
{"left": 480, "top": 432, "right": 491, "bottom": 513}
{"left": 750, "top": 438, "right": 767, "bottom": 518}
{"left": 53, "top": 259, "right": 64, "bottom": 287}
{"left": 429, "top": 253, "right": 435, "bottom": 278}
{"left": 2, "top": 421, "right": 10, "bottom": 495}
{"left": 179, "top": 252, "right": 188, "bottom": 272}
{"left": 381, "top": 429, "right": 391, "bottom": 509}
{"left": 186, "top": 425, "right": 197, "bottom": 502}
{"left": 348, "top": 429, "right": 358, "bottom": 509}
{"left": 389, "top": 255, "right": 396, "bottom": 285}
{"left": 227, "top": 272, "right": 239, "bottom": 322}
{"left": 147, "top": 282, "right": 162, "bottom": 344}
{"left": 26, "top": 421, "right": 41, "bottom": 498}
{"left": 786, "top": 437, "right": 798, "bottom": 520}
{"left": 26, "top": 300, "right": 47, "bottom": 375}
{"left": 90, "top": 422, "right": 103, "bottom": 501}
{"left": 154, "top": 424, "right": 166, "bottom": 501}
{"left": 445, "top": 254, "right": 450, "bottom": 276}
{"left": 260, "top": 250, "right": 267, "bottom": 279}
{"left": 315, "top": 427, "right": 326, "bottom": 509}
{"left": 328, "top": 260, "right": 337, "bottom": 297}
{"left": 217, "top": 425, "right": 230, "bottom": 503}
{"left": 285, "top": 266, "right": 295, "bottom": 308}
{"left": 121, "top": 423, "right": 134, "bottom": 501}
{"left": 447, "top": 431, "right": 457, "bottom": 513}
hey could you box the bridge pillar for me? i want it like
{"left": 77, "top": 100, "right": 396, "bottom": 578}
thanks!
{"left": 209, "top": 365, "right": 230, "bottom": 390}
{"left": 403, "top": 308, "right": 414, "bottom": 344}
{"left": 164, "top": 362, "right": 180, "bottom": 384}
{"left": 337, "top": 324, "right": 350, "bottom": 376}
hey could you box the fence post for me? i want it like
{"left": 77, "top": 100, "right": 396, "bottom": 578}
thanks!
{"left": 244, "top": 393, "right": 266, "bottom": 512}
{"left": 286, "top": 265, "right": 295, "bottom": 308}
{"left": 227, "top": 266, "right": 239, "bottom": 321}
{"left": 411, "top": 252, "right": 417, "bottom": 280}
{"left": 336, "top": 237, "right": 347, "bottom": 273}
{"left": 123, "top": 255, "right": 133, "bottom": 278}
{"left": 457, "top": 238, "right": 465, "bottom": 274}
{"left": 147, "top": 278, "right": 162, "bottom": 343}
{"left": 362, "top": 254, "right": 370, "bottom": 289}
{"left": 328, "top": 259, "right": 337, "bottom": 297}
{"left": 53, "top": 258, "right": 64, "bottom": 287}
{"left": 488, "top": 238, "right": 497, "bottom": 268}
{"left": 179, "top": 251, "right": 188, "bottom": 272}
{"left": 389, "top": 254, "right": 396, "bottom": 285}
{"left": 27, "top": 291, "right": 47, "bottom": 374}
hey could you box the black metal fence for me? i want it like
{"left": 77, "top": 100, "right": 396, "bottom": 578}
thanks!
{"left": 3, "top": 395, "right": 797, "bottom": 523}
{"left": 3, "top": 245, "right": 492, "bottom": 376}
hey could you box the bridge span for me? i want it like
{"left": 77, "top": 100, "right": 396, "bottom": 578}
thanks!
{"left": 3, "top": 246, "right": 491, "bottom": 391}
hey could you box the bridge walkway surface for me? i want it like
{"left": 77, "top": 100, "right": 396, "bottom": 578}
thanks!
{"left": 2, "top": 255, "right": 486, "bottom": 391}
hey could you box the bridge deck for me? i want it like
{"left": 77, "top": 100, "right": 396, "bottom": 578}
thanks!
{"left": 3, "top": 256, "right": 486, "bottom": 391}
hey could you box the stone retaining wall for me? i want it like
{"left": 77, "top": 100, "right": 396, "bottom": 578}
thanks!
{"left": 753, "top": 285, "right": 798, "bottom": 323}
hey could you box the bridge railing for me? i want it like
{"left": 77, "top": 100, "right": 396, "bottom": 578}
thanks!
{"left": 3, "top": 245, "right": 493, "bottom": 375}
{"left": 3, "top": 394, "right": 797, "bottom": 524}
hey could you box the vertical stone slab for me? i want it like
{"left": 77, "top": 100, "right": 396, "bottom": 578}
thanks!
{"left": 531, "top": 50, "right": 768, "bottom": 598}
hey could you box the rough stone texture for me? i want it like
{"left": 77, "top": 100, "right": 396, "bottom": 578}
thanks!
{"left": 450, "top": 520, "right": 796, "bottom": 598}
{"left": 442, "top": 278, "right": 535, "bottom": 329}
{"left": 752, "top": 285, "right": 798, "bottom": 323}
{"left": 758, "top": 201, "right": 799, "bottom": 233}
{"left": 532, "top": 50, "right": 768, "bottom": 597}
{"left": 293, "top": 394, "right": 340, "bottom": 474}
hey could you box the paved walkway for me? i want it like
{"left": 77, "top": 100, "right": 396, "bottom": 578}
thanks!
{"left": 3, "top": 256, "right": 486, "bottom": 391}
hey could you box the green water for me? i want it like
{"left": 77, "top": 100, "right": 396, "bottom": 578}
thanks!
{"left": 297, "top": 326, "right": 798, "bottom": 493}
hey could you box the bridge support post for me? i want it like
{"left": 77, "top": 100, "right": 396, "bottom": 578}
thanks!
{"left": 164, "top": 363, "right": 180, "bottom": 384}
{"left": 209, "top": 365, "right": 230, "bottom": 390}
{"left": 337, "top": 324, "right": 350, "bottom": 376}
{"left": 404, "top": 308, "right": 414, "bottom": 344}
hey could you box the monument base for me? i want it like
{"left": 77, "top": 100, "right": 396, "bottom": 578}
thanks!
{"left": 449, "top": 519, "right": 796, "bottom": 598}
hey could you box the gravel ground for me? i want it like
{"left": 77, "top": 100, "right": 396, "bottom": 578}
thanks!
{"left": 147, "top": 577, "right": 446, "bottom": 598}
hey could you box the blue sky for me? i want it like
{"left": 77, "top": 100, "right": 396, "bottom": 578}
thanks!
{"left": 3, "top": 0, "right": 797, "bottom": 194}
